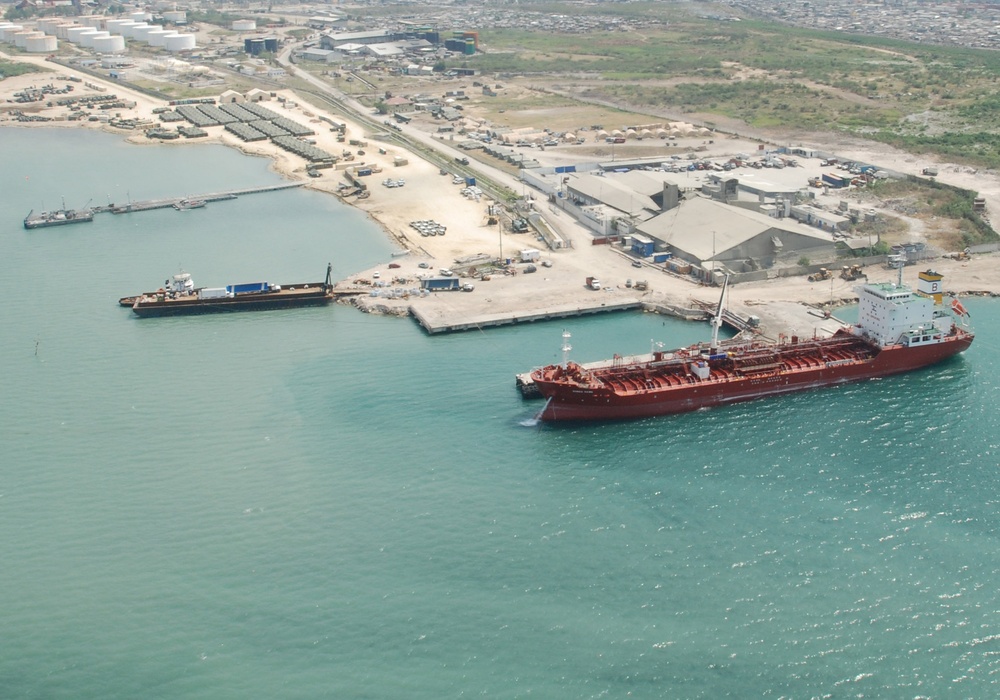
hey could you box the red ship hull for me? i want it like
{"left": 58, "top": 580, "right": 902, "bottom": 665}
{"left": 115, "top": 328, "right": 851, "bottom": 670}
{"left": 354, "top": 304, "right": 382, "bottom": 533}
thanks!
{"left": 533, "top": 332, "right": 973, "bottom": 422}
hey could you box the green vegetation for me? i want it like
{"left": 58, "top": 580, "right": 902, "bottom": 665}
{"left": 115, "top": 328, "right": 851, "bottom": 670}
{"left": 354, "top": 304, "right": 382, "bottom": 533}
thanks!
{"left": 0, "top": 60, "right": 45, "bottom": 80}
{"left": 868, "top": 179, "right": 999, "bottom": 248}
{"left": 442, "top": 3, "right": 1000, "bottom": 169}
{"left": 188, "top": 10, "right": 253, "bottom": 27}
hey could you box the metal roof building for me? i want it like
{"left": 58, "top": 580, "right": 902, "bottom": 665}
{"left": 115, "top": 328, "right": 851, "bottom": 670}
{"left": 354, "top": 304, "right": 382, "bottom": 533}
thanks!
{"left": 564, "top": 173, "right": 659, "bottom": 220}
{"left": 636, "top": 196, "right": 835, "bottom": 270}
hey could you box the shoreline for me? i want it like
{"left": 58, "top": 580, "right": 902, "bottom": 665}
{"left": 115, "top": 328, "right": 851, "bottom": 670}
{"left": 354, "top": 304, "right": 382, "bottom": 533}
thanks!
{"left": 4, "top": 55, "right": 1000, "bottom": 341}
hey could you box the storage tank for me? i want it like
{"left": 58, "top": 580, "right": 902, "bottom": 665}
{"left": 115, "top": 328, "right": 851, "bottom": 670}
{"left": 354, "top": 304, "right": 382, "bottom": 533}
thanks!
{"left": 147, "top": 29, "right": 175, "bottom": 46}
{"left": 232, "top": 19, "right": 257, "bottom": 31}
{"left": 93, "top": 34, "right": 125, "bottom": 53}
{"left": 83, "top": 16, "right": 104, "bottom": 29}
{"left": 81, "top": 30, "right": 109, "bottom": 48}
{"left": 14, "top": 31, "right": 42, "bottom": 48}
{"left": 66, "top": 26, "right": 91, "bottom": 43}
{"left": 164, "top": 33, "right": 196, "bottom": 52}
{"left": 25, "top": 34, "right": 57, "bottom": 52}
{"left": 0, "top": 24, "right": 24, "bottom": 42}
{"left": 163, "top": 10, "right": 186, "bottom": 23}
{"left": 133, "top": 25, "right": 159, "bottom": 42}
{"left": 124, "top": 23, "right": 149, "bottom": 39}
{"left": 55, "top": 23, "right": 79, "bottom": 39}
{"left": 75, "top": 29, "right": 100, "bottom": 46}
{"left": 106, "top": 19, "right": 132, "bottom": 35}
{"left": 37, "top": 18, "right": 58, "bottom": 35}
{"left": 128, "top": 11, "right": 150, "bottom": 22}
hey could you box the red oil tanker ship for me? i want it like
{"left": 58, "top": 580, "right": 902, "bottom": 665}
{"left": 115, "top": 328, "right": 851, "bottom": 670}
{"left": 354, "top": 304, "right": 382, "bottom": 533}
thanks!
{"left": 530, "top": 270, "right": 973, "bottom": 422}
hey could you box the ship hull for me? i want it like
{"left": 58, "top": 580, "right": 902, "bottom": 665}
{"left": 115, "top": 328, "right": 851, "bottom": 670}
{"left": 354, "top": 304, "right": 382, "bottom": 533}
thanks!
{"left": 23, "top": 212, "right": 95, "bottom": 229}
{"left": 535, "top": 334, "right": 972, "bottom": 422}
{"left": 131, "top": 287, "right": 332, "bottom": 317}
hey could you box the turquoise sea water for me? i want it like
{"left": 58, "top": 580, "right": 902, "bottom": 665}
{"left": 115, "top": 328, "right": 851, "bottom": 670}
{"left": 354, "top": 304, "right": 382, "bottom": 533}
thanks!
{"left": 2, "top": 129, "right": 999, "bottom": 699}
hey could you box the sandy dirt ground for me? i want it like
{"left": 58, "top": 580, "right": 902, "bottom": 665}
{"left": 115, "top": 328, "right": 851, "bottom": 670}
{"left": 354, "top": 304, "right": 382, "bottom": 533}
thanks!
{"left": 3, "top": 51, "right": 998, "bottom": 342}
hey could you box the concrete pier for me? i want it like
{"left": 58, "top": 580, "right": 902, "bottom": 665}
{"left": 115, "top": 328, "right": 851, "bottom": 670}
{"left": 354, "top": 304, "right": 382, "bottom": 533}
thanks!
{"left": 410, "top": 298, "right": 643, "bottom": 334}
{"left": 98, "top": 183, "right": 304, "bottom": 215}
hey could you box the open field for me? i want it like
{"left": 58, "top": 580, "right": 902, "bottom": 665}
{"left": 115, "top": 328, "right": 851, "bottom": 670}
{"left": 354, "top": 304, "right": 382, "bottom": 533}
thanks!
{"left": 413, "top": 6, "right": 1000, "bottom": 170}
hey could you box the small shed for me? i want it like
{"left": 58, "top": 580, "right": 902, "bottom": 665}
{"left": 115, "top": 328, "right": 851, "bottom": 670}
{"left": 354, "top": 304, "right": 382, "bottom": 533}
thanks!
{"left": 219, "top": 89, "right": 244, "bottom": 104}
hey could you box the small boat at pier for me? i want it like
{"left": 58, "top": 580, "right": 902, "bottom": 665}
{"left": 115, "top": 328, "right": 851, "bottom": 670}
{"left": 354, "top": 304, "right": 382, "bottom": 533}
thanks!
{"left": 173, "top": 199, "right": 206, "bottom": 211}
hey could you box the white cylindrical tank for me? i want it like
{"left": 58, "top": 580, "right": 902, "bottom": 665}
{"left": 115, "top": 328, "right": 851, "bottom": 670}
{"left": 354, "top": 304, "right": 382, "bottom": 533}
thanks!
{"left": 232, "top": 19, "right": 256, "bottom": 31}
{"left": 76, "top": 29, "right": 100, "bottom": 46}
{"left": 66, "top": 26, "right": 91, "bottom": 43}
{"left": 147, "top": 29, "right": 174, "bottom": 46}
{"left": 0, "top": 24, "right": 24, "bottom": 42}
{"left": 163, "top": 10, "right": 186, "bottom": 23}
{"left": 55, "top": 23, "right": 79, "bottom": 39}
{"left": 128, "top": 11, "right": 150, "bottom": 22}
{"left": 80, "top": 16, "right": 104, "bottom": 29}
{"left": 164, "top": 33, "right": 196, "bottom": 52}
{"left": 81, "top": 30, "right": 109, "bottom": 48}
{"left": 14, "top": 31, "right": 42, "bottom": 48}
{"left": 133, "top": 25, "right": 158, "bottom": 42}
{"left": 37, "top": 18, "right": 56, "bottom": 35}
{"left": 105, "top": 19, "right": 132, "bottom": 35}
{"left": 124, "top": 23, "right": 149, "bottom": 39}
{"left": 93, "top": 34, "right": 126, "bottom": 53}
{"left": 25, "top": 34, "right": 57, "bottom": 53}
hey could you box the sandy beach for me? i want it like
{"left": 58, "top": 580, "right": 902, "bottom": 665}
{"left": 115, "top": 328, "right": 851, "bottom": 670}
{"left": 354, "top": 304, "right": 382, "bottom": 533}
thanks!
{"left": 4, "top": 50, "right": 999, "bottom": 341}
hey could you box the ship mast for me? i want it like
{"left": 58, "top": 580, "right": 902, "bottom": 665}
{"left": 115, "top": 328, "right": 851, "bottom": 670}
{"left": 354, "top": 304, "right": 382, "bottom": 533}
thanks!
{"left": 710, "top": 275, "right": 729, "bottom": 355}
{"left": 888, "top": 252, "right": 905, "bottom": 287}
{"left": 561, "top": 330, "right": 572, "bottom": 367}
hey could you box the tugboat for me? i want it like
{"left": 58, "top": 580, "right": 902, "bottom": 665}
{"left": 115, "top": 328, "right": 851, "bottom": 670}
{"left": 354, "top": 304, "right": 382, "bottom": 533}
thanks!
{"left": 529, "top": 269, "right": 974, "bottom": 422}
{"left": 121, "top": 264, "right": 335, "bottom": 317}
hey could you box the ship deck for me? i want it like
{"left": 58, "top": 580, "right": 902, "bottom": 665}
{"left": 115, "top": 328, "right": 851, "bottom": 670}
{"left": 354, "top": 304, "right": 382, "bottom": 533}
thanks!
{"left": 544, "top": 334, "right": 878, "bottom": 396}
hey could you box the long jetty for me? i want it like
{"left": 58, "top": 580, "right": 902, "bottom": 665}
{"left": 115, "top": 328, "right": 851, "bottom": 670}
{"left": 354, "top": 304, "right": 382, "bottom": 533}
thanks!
{"left": 91, "top": 182, "right": 304, "bottom": 215}
{"left": 410, "top": 298, "right": 644, "bottom": 334}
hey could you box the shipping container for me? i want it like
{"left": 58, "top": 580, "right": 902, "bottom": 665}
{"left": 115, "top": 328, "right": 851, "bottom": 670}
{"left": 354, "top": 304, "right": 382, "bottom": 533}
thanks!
{"left": 199, "top": 287, "right": 230, "bottom": 300}
{"left": 822, "top": 173, "right": 849, "bottom": 188}
{"left": 227, "top": 282, "right": 268, "bottom": 294}
{"left": 630, "top": 234, "right": 655, "bottom": 258}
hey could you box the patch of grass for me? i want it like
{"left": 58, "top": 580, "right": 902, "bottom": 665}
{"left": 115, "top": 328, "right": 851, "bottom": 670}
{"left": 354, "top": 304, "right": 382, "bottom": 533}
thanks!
{"left": 0, "top": 59, "right": 46, "bottom": 80}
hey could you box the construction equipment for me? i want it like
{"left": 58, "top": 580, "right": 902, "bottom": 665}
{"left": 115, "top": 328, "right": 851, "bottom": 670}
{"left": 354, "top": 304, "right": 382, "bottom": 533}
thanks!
{"left": 808, "top": 267, "right": 832, "bottom": 282}
{"left": 840, "top": 264, "right": 865, "bottom": 281}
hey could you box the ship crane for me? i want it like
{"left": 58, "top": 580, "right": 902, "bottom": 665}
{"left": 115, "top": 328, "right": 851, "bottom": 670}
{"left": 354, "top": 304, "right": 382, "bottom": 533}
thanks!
{"left": 710, "top": 275, "right": 730, "bottom": 356}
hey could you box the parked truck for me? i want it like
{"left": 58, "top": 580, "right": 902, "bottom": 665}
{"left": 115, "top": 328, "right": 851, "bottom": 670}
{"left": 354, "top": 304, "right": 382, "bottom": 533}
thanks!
{"left": 585, "top": 276, "right": 601, "bottom": 290}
